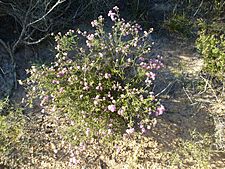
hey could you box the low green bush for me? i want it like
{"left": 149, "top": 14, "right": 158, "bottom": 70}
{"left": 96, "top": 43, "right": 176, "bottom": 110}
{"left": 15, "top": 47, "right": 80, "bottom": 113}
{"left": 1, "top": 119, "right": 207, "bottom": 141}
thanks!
{"left": 164, "top": 14, "right": 194, "bottom": 37}
{"left": 0, "top": 103, "right": 24, "bottom": 165}
{"left": 164, "top": 0, "right": 225, "bottom": 81}
{"left": 196, "top": 21, "right": 225, "bottom": 80}
{"left": 27, "top": 7, "right": 165, "bottom": 146}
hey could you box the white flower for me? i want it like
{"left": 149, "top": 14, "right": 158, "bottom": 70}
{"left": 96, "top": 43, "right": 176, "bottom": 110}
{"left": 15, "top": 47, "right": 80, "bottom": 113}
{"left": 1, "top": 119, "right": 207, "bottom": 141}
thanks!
{"left": 108, "top": 105, "right": 116, "bottom": 112}
{"left": 126, "top": 128, "right": 135, "bottom": 134}
{"left": 144, "top": 31, "right": 148, "bottom": 37}
{"left": 91, "top": 20, "right": 98, "bottom": 27}
{"left": 104, "top": 73, "right": 111, "bottom": 79}
{"left": 87, "top": 34, "right": 94, "bottom": 41}
{"left": 118, "top": 108, "right": 124, "bottom": 116}
{"left": 108, "top": 10, "right": 117, "bottom": 21}
{"left": 113, "top": 6, "right": 119, "bottom": 11}
{"left": 86, "top": 128, "right": 90, "bottom": 136}
{"left": 99, "top": 52, "right": 103, "bottom": 58}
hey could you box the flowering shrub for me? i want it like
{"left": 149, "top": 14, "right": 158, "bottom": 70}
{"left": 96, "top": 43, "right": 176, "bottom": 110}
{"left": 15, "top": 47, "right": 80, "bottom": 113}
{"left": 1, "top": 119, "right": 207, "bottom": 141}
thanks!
{"left": 27, "top": 7, "right": 165, "bottom": 146}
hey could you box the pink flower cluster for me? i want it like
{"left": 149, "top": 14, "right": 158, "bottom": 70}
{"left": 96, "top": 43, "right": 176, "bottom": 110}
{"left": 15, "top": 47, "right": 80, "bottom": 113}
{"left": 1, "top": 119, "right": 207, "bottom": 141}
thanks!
{"left": 145, "top": 72, "right": 156, "bottom": 80}
{"left": 108, "top": 6, "right": 119, "bottom": 21}
{"left": 52, "top": 80, "right": 59, "bottom": 84}
{"left": 95, "top": 83, "right": 103, "bottom": 91}
{"left": 57, "top": 68, "right": 68, "bottom": 78}
{"left": 126, "top": 128, "right": 135, "bottom": 135}
{"left": 139, "top": 58, "right": 163, "bottom": 71}
{"left": 104, "top": 73, "right": 111, "bottom": 79}
{"left": 156, "top": 105, "right": 165, "bottom": 116}
{"left": 117, "top": 108, "right": 124, "bottom": 116}
{"left": 86, "top": 34, "right": 95, "bottom": 48}
{"left": 91, "top": 20, "right": 98, "bottom": 27}
{"left": 108, "top": 104, "right": 116, "bottom": 112}
{"left": 40, "top": 95, "right": 49, "bottom": 107}
{"left": 108, "top": 10, "right": 117, "bottom": 21}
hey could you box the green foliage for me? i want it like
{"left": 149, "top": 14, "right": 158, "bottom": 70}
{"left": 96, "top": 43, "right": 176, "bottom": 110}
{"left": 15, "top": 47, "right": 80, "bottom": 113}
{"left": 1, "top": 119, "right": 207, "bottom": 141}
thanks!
{"left": 212, "top": 0, "right": 225, "bottom": 17}
{"left": 165, "top": 0, "right": 225, "bottom": 81}
{"left": 0, "top": 104, "right": 24, "bottom": 164}
{"left": 165, "top": 0, "right": 224, "bottom": 36}
{"left": 27, "top": 7, "right": 164, "bottom": 146}
{"left": 196, "top": 21, "right": 225, "bottom": 80}
{"left": 0, "top": 98, "right": 9, "bottom": 113}
{"left": 126, "top": 0, "right": 149, "bottom": 20}
{"left": 164, "top": 14, "right": 194, "bottom": 37}
{"left": 171, "top": 0, "right": 224, "bottom": 18}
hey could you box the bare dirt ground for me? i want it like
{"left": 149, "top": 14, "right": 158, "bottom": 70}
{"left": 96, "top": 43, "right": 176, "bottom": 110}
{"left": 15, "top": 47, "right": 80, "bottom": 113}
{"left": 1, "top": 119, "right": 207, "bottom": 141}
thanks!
{"left": 150, "top": 34, "right": 225, "bottom": 168}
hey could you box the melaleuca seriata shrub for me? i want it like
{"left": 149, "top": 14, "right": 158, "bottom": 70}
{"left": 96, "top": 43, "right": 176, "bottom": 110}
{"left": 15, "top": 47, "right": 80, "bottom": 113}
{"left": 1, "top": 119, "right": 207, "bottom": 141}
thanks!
{"left": 27, "top": 6, "right": 165, "bottom": 146}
